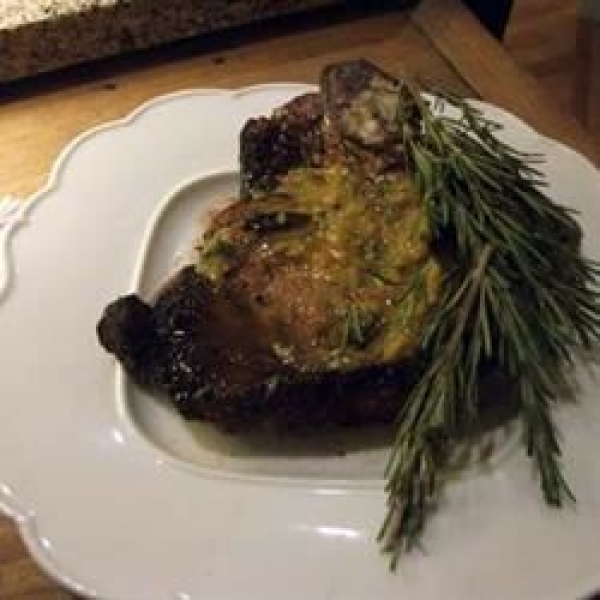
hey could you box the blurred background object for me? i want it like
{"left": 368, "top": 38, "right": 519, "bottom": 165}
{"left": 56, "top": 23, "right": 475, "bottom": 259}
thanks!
{"left": 0, "top": 0, "right": 361, "bottom": 83}
{"left": 463, "top": 0, "right": 514, "bottom": 38}
{"left": 0, "top": 0, "right": 548, "bottom": 84}
{"left": 575, "top": 0, "right": 600, "bottom": 138}
{"left": 0, "top": 0, "right": 597, "bottom": 138}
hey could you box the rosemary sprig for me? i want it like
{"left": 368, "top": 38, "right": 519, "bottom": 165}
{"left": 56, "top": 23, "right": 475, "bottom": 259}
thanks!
{"left": 380, "top": 85, "right": 600, "bottom": 565}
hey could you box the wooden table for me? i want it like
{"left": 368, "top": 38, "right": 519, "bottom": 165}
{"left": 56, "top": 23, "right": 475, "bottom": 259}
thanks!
{"left": 0, "top": 0, "right": 598, "bottom": 597}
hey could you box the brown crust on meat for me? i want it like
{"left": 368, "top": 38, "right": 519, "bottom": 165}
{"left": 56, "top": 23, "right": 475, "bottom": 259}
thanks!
{"left": 239, "top": 92, "right": 324, "bottom": 198}
{"left": 98, "top": 267, "right": 416, "bottom": 430}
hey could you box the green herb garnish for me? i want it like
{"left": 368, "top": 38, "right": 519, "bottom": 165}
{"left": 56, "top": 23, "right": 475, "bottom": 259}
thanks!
{"left": 342, "top": 304, "right": 380, "bottom": 349}
{"left": 379, "top": 85, "right": 600, "bottom": 567}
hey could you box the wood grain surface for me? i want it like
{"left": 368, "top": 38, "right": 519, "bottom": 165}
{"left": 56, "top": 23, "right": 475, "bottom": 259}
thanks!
{"left": 506, "top": 0, "right": 600, "bottom": 143}
{"left": 506, "top": 0, "right": 578, "bottom": 116}
{"left": 413, "top": 0, "right": 599, "bottom": 164}
{"left": 0, "top": 0, "right": 598, "bottom": 598}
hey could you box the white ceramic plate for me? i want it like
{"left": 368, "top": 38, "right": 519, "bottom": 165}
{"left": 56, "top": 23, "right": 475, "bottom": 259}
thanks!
{"left": 1, "top": 85, "right": 600, "bottom": 600}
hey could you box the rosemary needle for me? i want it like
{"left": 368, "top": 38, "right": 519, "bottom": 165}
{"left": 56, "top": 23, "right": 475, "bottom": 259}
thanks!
{"left": 380, "top": 84, "right": 600, "bottom": 567}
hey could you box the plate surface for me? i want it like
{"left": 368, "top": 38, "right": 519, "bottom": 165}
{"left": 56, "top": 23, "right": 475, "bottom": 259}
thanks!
{"left": 1, "top": 85, "right": 600, "bottom": 600}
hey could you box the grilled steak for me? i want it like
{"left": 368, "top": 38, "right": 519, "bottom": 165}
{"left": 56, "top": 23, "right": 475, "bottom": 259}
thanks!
{"left": 98, "top": 60, "right": 443, "bottom": 431}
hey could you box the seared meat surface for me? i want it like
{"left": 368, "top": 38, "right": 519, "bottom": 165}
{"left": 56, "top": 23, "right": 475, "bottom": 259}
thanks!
{"left": 99, "top": 267, "right": 419, "bottom": 430}
{"left": 98, "top": 60, "right": 443, "bottom": 431}
{"left": 240, "top": 92, "right": 324, "bottom": 199}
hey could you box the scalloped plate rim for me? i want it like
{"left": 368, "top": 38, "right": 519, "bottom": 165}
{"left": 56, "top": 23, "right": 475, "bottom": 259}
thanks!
{"left": 1, "top": 84, "right": 599, "bottom": 600}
